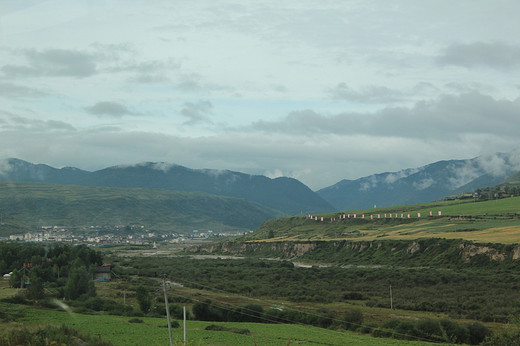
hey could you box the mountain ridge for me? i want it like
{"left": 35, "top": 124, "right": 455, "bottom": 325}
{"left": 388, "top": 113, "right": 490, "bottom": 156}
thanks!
{"left": 317, "top": 151, "right": 520, "bottom": 210}
{"left": 0, "top": 158, "right": 334, "bottom": 215}
{"left": 0, "top": 181, "right": 283, "bottom": 236}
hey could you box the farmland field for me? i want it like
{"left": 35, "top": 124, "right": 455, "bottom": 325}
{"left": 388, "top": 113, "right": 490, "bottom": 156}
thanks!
{"left": 246, "top": 196, "right": 520, "bottom": 243}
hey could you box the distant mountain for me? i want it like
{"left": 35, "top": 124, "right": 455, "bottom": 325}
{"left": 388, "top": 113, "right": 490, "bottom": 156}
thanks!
{"left": 499, "top": 170, "right": 520, "bottom": 186}
{"left": 0, "top": 181, "right": 283, "bottom": 236}
{"left": 0, "top": 159, "right": 334, "bottom": 215}
{"left": 317, "top": 152, "right": 520, "bottom": 211}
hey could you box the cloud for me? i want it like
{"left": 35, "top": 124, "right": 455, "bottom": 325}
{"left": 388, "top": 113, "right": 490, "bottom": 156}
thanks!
{"left": 329, "top": 83, "right": 403, "bottom": 103}
{"left": 0, "top": 82, "right": 48, "bottom": 98}
{"left": 359, "top": 176, "right": 378, "bottom": 192}
{"left": 244, "top": 92, "right": 520, "bottom": 140}
{"left": 2, "top": 49, "right": 97, "bottom": 78}
{"left": 180, "top": 100, "right": 213, "bottom": 125}
{"left": 446, "top": 151, "right": 520, "bottom": 189}
{"left": 1, "top": 115, "right": 76, "bottom": 132}
{"left": 0, "top": 159, "right": 14, "bottom": 177}
{"left": 108, "top": 58, "right": 178, "bottom": 83}
{"left": 150, "top": 162, "right": 175, "bottom": 173}
{"left": 436, "top": 42, "right": 520, "bottom": 70}
{"left": 413, "top": 177, "right": 434, "bottom": 190}
{"left": 85, "top": 102, "right": 136, "bottom": 117}
{"left": 384, "top": 168, "right": 420, "bottom": 184}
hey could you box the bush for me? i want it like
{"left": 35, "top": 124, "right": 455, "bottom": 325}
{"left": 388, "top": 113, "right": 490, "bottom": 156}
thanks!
{"left": 415, "top": 318, "right": 442, "bottom": 341}
{"left": 0, "top": 325, "right": 112, "bottom": 345}
{"left": 129, "top": 318, "right": 144, "bottom": 323}
{"left": 343, "top": 292, "right": 365, "bottom": 300}
{"left": 344, "top": 309, "right": 363, "bottom": 331}
{"left": 482, "top": 329, "right": 520, "bottom": 345}
{"left": 467, "top": 322, "right": 491, "bottom": 345}
{"left": 439, "top": 318, "right": 469, "bottom": 344}
{"left": 205, "top": 324, "right": 250, "bottom": 335}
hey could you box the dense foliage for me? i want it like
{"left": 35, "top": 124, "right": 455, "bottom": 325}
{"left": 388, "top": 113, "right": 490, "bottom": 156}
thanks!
{"left": 114, "top": 254, "right": 520, "bottom": 323}
{"left": 0, "top": 242, "right": 102, "bottom": 301}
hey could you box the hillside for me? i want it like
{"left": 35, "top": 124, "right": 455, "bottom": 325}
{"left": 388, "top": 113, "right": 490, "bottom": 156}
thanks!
{"left": 0, "top": 159, "right": 334, "bottom": 215}
{"left": 500, "top": 170, "right": 520, "bottom": 186}
{"left": 241, "top": 196, "right": 520, "bottom": 244}
{"left": 317, "top": 152, "right": 519, "bottom": 210}
{"left": 188, "top": 197, "right": 520, "bottom": 269}
{"left": 0, "top": 182, "right": 283, "bottom": 236}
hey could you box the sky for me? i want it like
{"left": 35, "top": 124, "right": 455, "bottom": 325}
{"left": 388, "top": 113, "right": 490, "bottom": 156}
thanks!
{"left": 1, "top": 0, "right": 519, "bottom": 190}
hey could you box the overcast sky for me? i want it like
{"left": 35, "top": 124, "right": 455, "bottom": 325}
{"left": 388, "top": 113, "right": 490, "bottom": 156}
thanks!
{"left": 1, "top": 0, "right": 519, "bottom": 190}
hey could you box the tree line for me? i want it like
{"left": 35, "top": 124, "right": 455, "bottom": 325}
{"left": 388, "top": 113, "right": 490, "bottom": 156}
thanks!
{"left": 1, "top": 242, "right": 101, "bottom": 300}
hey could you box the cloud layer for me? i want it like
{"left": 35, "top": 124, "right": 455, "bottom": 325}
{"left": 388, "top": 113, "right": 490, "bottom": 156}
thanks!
{"left": 1, "top": 1, "right": 519, "bottom": 190}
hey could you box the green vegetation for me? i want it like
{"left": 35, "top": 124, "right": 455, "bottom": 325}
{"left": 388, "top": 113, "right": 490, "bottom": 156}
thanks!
{"left": 3, "top": 194, "right": 520, "bottom": 344}
{"left": 500, "top": 171, "right": 520, "bottom": 187}
{"left": 112, "top": 254, "right": 520, "bottom": 324}
{"left": 242, "top": 196, "right": 520, "bottom": 243}
{"left": 0, "top": 181, "right": 282, "bottom": 236}
{"left": 9, "top": 306, "right": 438, "bottom": 345}
{"left": 0, "top": 324, "right": 112, "bottom": 346}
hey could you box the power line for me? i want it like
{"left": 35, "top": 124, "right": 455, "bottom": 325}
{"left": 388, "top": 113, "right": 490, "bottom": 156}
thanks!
{"left": 162, "top": 276, "right": 441, "bottom": 344}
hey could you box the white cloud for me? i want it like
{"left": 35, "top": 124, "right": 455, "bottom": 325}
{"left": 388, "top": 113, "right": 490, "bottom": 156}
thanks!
{"left": 0, "top": 159, "right": 13, "bottom": 177}
{"left": 384, "top": 168, "right": 420, "bottom": 184}
{"left": 1, "top": 1, "right": 520, "bottom": 190}
{"left": 413, "top": 177, "right": 435, "bottom": 190}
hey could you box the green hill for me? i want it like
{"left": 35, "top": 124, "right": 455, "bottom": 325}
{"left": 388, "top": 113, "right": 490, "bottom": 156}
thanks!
{"left": 0, "top": 182, "right": 283, "bottom": 236}
{"left": 241, "top": 196, "right": 520, "bottom": 244}
{"left": 500, "top": 170, "right": 520, "bottom": 186}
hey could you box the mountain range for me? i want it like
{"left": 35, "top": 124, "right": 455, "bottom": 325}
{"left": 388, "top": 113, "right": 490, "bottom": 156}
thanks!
{"left": 0, "top": 159, "right": 333, "bottom": 215}
{"left": 317, "top": 151, "right": 520, "bottom": 211}
{"left": 1, "top": 151, "right": 518, "bottom": 217}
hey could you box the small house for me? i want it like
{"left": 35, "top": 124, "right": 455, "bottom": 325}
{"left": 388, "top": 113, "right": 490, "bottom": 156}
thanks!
{"left": 94, "top": 264, "right": 112, "bottom": 282}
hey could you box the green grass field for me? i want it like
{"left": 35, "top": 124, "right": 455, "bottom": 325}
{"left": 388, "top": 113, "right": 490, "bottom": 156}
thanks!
{"left": 9, "top": 306, "right": 442, "bottom": 346}
{"left": 248, "top": 197, "right": 520, "bottom": 244}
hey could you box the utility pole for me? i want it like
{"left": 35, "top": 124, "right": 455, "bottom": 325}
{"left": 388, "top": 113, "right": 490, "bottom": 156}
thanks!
{"left": 123, "top": 289, "right": 126, "bottom": 305}
{"left": 183, "top": 305, "right": 187, "bottom": 343}
{"left": 163, "top": 275, "right": 173, "bottom": 346}
{"left": 390, "top": 284, "right": 393, "bottom": 310}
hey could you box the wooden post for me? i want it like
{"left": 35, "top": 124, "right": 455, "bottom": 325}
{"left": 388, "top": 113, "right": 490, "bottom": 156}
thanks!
{"left": 163, "top": 275, "right": 173, "bottom": 346}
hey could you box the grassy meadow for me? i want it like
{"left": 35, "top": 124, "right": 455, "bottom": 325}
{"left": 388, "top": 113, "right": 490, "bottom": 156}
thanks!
{"left": 247, "top": 196, "right": 520, "bottom": 243}
{"left": 0, "top": 302, "right": 439, "bottom": 346}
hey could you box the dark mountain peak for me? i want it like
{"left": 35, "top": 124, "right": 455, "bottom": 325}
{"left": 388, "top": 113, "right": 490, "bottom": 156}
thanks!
{"left": 318, "top": 151, "right": 520, "bottom": 211}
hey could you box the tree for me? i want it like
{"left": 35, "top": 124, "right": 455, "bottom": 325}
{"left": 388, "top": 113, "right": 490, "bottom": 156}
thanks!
{"left": 64, "top": 265, "right": 95, "bottom": 300}
{"left": 0, "top": 260, "right": 7, "bottom": 275}
{"left": 9, "top": 269, "right": 22, "bottom": 288}
{"left": 135, "top": 286, "right": 152, "bottom": 313}
{"left": 26, "top": 273, "right": 44, "bottom": 300}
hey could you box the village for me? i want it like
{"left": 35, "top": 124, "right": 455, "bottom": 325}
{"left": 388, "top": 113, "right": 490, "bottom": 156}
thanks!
{"left": 0, "top": 224, "right": 249, "bottom": 246}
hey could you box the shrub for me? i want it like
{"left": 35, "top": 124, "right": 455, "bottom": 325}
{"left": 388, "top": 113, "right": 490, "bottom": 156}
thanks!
{"left": 415, "top": 318, "right": 442, "bottom": 341}
{"left": 467, "top": 322, "right": 491, "bottom": 345}
{"left": 0, "top": 325, "right": 112, "bottom": 345}
{"left": 129, "top": 318, "right": 144, "bottom": 323}
{"left": 344, "top": 309, "right": 364, "bottom": 331}
{"left": 439, "top": 318, "right": 469, "bottom": 344}
{"left": 205, "top": 324, "right": 250, "bottom": 335}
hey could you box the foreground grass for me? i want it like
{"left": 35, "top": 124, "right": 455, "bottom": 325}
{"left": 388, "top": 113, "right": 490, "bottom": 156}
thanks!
{"left": 12, "top": 306, "right": 441, "bottom": 345}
